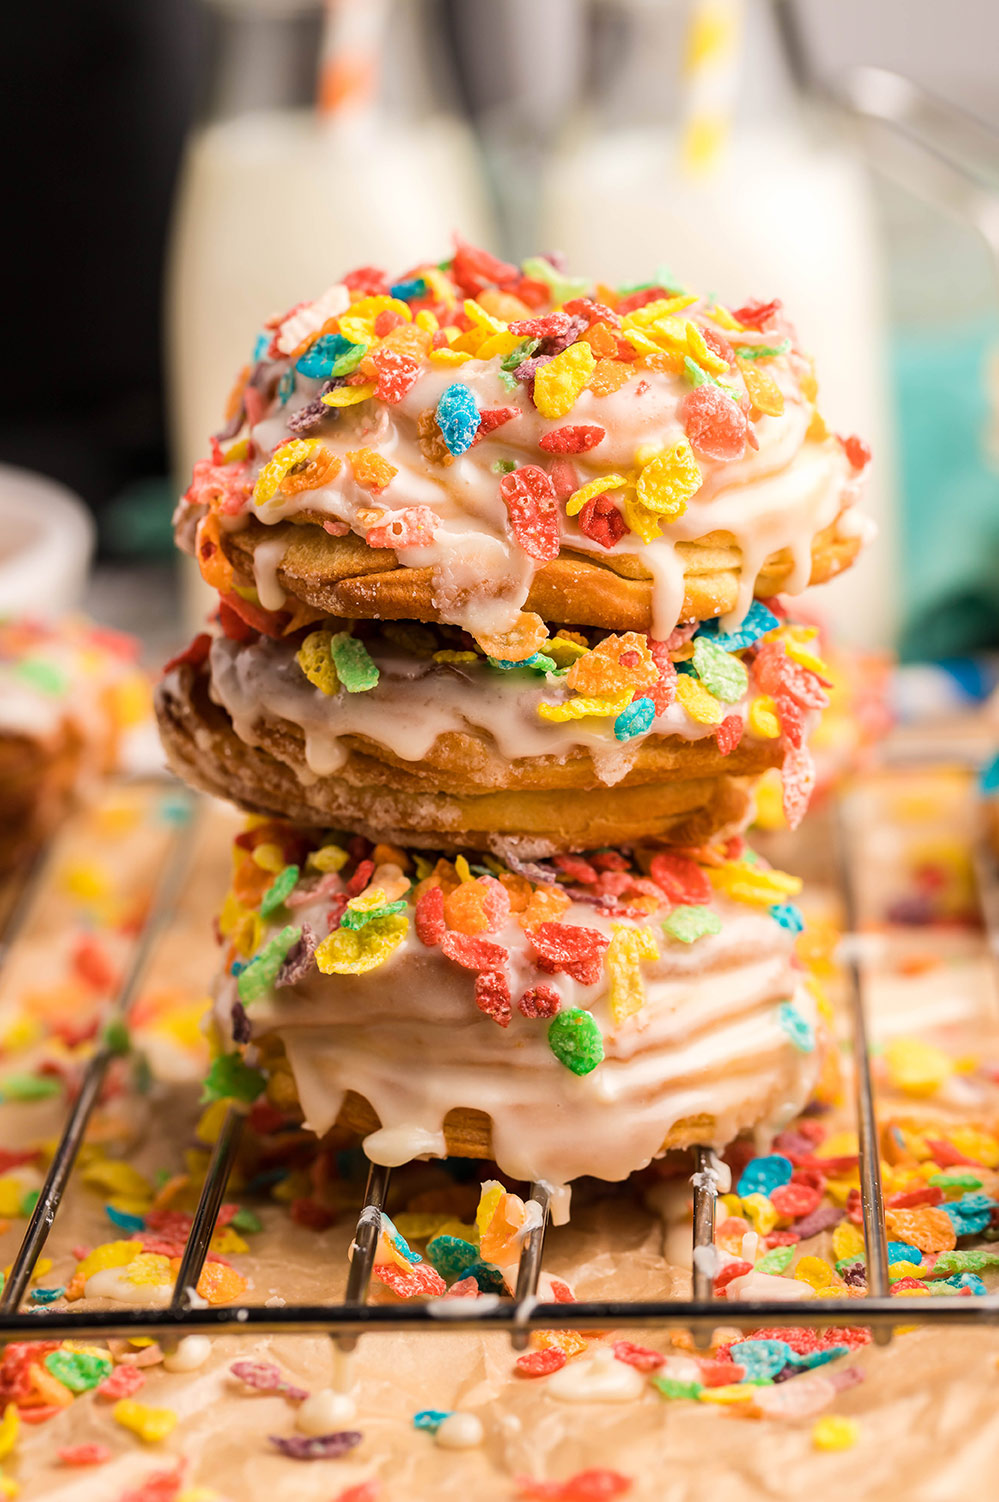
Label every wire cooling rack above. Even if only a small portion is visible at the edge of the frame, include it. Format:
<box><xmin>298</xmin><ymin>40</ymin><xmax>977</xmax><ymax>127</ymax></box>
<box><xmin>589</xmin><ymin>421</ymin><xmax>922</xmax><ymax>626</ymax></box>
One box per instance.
<box><xmin>0</xmin><ymin>768</ymin><xmax>997</xmax><ymax>1351</ymax></box>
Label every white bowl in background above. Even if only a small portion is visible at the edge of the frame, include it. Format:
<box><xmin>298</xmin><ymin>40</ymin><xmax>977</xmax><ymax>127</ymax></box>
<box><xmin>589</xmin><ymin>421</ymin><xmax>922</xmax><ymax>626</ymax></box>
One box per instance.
<box><xmin>0</xmin><ymin>465</ymin><xmax>95</xmax><ymax>616</ymax></box>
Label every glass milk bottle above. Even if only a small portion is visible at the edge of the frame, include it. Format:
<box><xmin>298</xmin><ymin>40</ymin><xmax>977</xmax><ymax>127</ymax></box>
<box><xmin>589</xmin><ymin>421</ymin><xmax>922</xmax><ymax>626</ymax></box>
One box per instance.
<box><xmin>537</xmin><ymin>0</ymin><xmax>897</xmax><ymax>649</ymax></box>
<box><xmin>166</xmin><ymin>0</ymin><xmax>496</xmax><ymax>510</ymax></box>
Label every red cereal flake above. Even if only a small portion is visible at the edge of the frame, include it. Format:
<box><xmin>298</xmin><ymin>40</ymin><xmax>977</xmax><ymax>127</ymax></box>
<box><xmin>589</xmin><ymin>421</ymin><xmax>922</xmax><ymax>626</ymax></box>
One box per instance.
<box><xmin>508</xmin><ymin>311</ymin><xmax>575</xmax><ymax>340</ymax></box>
<box><xmin>518</xmin><ymin>985</ymin><xmax>562</xmax><ymax>1020</ymax></box>
<box><xmin>553</xmin><ymin>853</ymin><xmax>599</xmax><ymax>884</ymax></box>
<box><xmin>577</xmin><ymin>493</ymin><xmax>629</xmax><ymax>549</ymax></box>
<box><xmin>344</xmin><ymin>265</ymin><xmax>388</xmax><ymax>295</ymax></box>
<box><xmin>346</xmin><ymin>859</ymin><xmax>375</xmax><ymax>897</ymax></box>
<box><xmin>840</xmin><ymin>434</ymin><xmax>871</xmax><ymax>470</ymax></box>
<box><xmin>612</xmin><ymin>1341</ymin><xmax>665</xmax><ymax>1373</ymax></box>
<box><xmin>530</xmin><ymin>923</ymin><xmax>610</xmax><ymax>986</ymax></box>
<box><xmin>335</xmin><ymin>1484</ymin><xmax>381</xmax><ymax>1502</ymax></box>
<box><xmin>645</xmin><ymin>639</ymin><xmax>678</xmax><ymax>714</ymax></box>
<box><xmin>549</xmin><ymin>1278</ymin><xmax>576</xmax><ymax>1303</ymax></box>
<box><xmin>678</xmin><ymin>385</ymin><xmax>748</xmax><ymax>462</ymax></box>
<box><xmin>450</xmin><ymin>240</ymin><xmax>518</xmax><ymax>297</ymax></box>
<box><xmin>219</xmin><ymin>589</ymin><xmax>287</xmax><ymax>639</ymax></box>
<box><xmin>730</xmin><ymin>298</ymin><xmax>782</xmax><ymax>331</ymax></box>
<box><xmin>218</xmin><ymin>599</ymin><xmax>258</xmax><ymax>643</ymax></box>
<box><xmin>617</xmin><ymin>286</ymin><xmax>671</xmax><ymax>315</ymax></box>
<box><xmin>97</xmin><ymin>1363</ymin><xmax>146</xmax><ymax>1401</ymax></box>
<box><xmin>753</xmin><ymin>640</ymin><xmax>830</xmax><ymax>708</ymax></box>
<box><xmin>162</xmin><ymin>633</ymin><xmax>211</xmax><ymax>675</ymax></box>
<box><xmin>774</xmin><ymin>689</ymin><xmax>805</xmax><ymax>749</ymax></box>
<box><xmin>515</xmin><ymin>1347</ymin><xmax>568</xmax><ymax>1378</ymax></box>
<box><xmin>415</xmin><ymin>885</ymin><xmax>446</xmax><ymax>947</ymax></box>
<box><xmin>714</xmin><ymin>1259</ymin><xmax>753</xmax><ymax>1292</ymax></box>
<box><xmin>369</xmin><ymin>347</ymin><xmax>421</xmax><ymax>403</ymax></box>
<box><xmin>516</xmin><ymin>1469</ymin><xmax>633</xmax><ymax>1500</ymax></box>
<box><xmin>538</xmin><ymin>425</ymin><xmax>606</xmax><ymax>454</ymax></box>
<box><xmin>925</xmin><ymin>1138</ymin><xmax>984</xmax><ymax>1168</ymax></box>
<box><xmin>770</xmin><ymin>1182</ymin><xmax>822</xmax><ymax>1219</ymax></box>
<box><xmin>700</xmin><ymin>326</ymin><xmax>736</xmax><ymax>367</ymax></box>
<box><xmin>887</xmin><ymin>1186</ymin><xmax>944</xmax><ymax>1210</ymax></box>
<box><xmin>590</xmin><ymin>852</ymin><xmax>629</xmax><ymax>872</ymax></box>
<box><xmin>365</xmin><ymin>504</ymin><xmax>438</xmax><ymax>550</ymax></box>
<box><xmin>475</xmin><ymin>969</ymin><xmax>513</xmax><ymax>1027</ymax></box>
<box><xmin>71</xmin><ymin>934</ymin><xmax>117</xmax><ymax>993</ymax></box>
<box><xmin>290</xmin><ymin>1197</ymin><xmax>337</xmax><ymax>1230</ymax></box>
<box><xmin>373</xmin><ymin>309</ymin><xmax>405</xmax><ymax>337</ymax></box>
<box><xmin>499</xmin><ymin>465</ymin><xmax>560</xmax><ymax>563</ymax></box>
<box><xmin>58</xmin><ymin>1444</ymin><xmax>111</xmax><ymax>1466</ymax></box>
<box><xmin>648</xmin><ymin>852</ymin><xmax>712</xmax><ymax>906</ymax></box>
<box><xmin>782</xmin><ymin>743</ymin><xmax>815</xmax><ymax>830</ymax></box>
<box><xmin>440</xmin><ymin>931</ymin><xmax>510</xmax><ymax>972</ymax></box>
<box><xmin>473</xmin><ymin>407</ymin><xmax>519</xmax><ymax>442</ymax></box>
<box><xmin>373</xmin><ymin>1260</ymin><xmax>447</xmax><ymax>1299</ymax></box>
<box><xmin>117</xmin><ymin>1466</ymin><xmax>186</xmax><ymax>1502</ymax></box>
<box><xmin>698</xmin><ymin>1358</ymin><xmax>746</xmax><ymax>1387</ymax></box>
<box><xmin>562</xmin><ymin>298</ymin><xmax>620</xmax><ymax>330</ymax></box>
<box><xmin>715</xmin><ymin>715</ymin><xmax>744</xmax><ymax>756</ymax></box>
<box><xmin>765</xmin><ymin>1230</ymin><xmax>801</xmax><ymax>1248</ymax></box>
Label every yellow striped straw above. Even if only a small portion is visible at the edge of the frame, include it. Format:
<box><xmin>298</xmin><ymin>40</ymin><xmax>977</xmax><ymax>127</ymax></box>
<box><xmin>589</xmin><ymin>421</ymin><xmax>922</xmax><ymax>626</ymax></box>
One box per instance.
<box><xmin>679</xmin><ymin>0</ymin><xmax>745</xmax><ymax>175</ymax></box>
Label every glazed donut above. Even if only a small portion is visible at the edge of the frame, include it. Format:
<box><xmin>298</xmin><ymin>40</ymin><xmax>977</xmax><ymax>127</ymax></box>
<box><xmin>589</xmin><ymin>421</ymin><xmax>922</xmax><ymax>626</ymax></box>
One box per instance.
<box><xmin>213</xmin><ymin>820</ymin><xmax>821</xmax><ymax>1187</ymax></box>
<box><xmin>157</xmin><ymin>661</ymin><xmax>759</xmax><ymax>856</ymax></box>
<box><xmin>176</xmin><ymin>254</ymin><xmax>872</xmax><ymax>656</ymax></box>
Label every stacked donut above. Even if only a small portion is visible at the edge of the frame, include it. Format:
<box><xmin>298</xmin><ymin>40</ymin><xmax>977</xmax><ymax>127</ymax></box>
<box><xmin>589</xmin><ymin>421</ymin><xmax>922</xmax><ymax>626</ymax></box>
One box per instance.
<box><xmin>157</xmin><ymin>243</ymin><xmax>871</xmax><ymax>1191</ymax></box>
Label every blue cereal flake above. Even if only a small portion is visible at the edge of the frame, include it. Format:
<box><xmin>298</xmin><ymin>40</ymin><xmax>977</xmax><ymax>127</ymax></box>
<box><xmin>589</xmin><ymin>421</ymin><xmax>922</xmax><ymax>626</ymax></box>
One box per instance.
<box><xmin>381</xmin><ymin>1213</ymin><xmax>421</xmax><ymax>1265</ymax></box>
<box><xmin>436</xmin><ymin>383</ymin><xmax>480</xmax><ymax>455</ymax></box>
<box><xmin>769</xmin><ymin>901</ymin><xmax>804</xmax><ymax>933</ymax></box>
<box><xmin>105</xmin><ymin>1204</ymin><xmax>146</xmax><ymax>1234</ymax></box>
<box><xmin>614</xmin><ymin>697</ymin><xmax>656</xmax><ymax>741</ymax></box>
<box><xmin>777</xmin><ymin>1001</ymin><xmax>815</xmax><ymax>1054</ymax></box>
<box><xmin>29</xmin><ymin>1286</ymin><xmax>66</xmax><ymax>1305</ymax></box>
<box><xmin>413</xmin><ymin>1410</ymin><xmax>451</xmax><ymax>1433</ymax></box>
<box><xmin>390</xmin><ymin>277</ymin><xmax>428</xmax><ymax>301</ymax></box>
<box><xmin>729</xmin><ymin>1339</ymin><xmax>792</xmax><ymax>1381</ymax></box>
<box><xmin>425</xmin><ymin>1235</ymin><xmax>480</xmax><ymax>1281</ymax></box>
<box><xmin>252</xmin><ymin>331</ymin><xmax>270</xmax><ymax>362</ymax></box>
<box><xmin>887</xmin><ymin>1241</ymin><xmax>922</xmax><ymax>1266</ymax></box>
<box><xmin>942</xmin><ymin>1192</ymin><xmax>994</xmax><ymax>1237</ymax></box>
<box><xmin>736</xmin><ymin>1154</ymin><xmax>793</xmax><ymax>1199</ymax></box>
<box><xmin>465</xmin><ymin>1260</ymin><xmax>507</xmax><ymax>1294</ymax></box>
<box><xmin>487</xmin><ymin>653</ymin><xmax>557</xmax><ymax>673</ymax></box>
<box><xmin>696</xmin><ymin>600</ymin><xmax>780</xmax><ymax>652</ymax></box>
<box><xmin>277</xmin><ymin>368</ymin><xmax>296</xmax><ymax>406</ymax></box>
<box><xmin>981</xmin><ymin>753</ymin><xmax>999</xmax><ymax>795</ymax></box>
<box><xmin>933</xmin><ymin>1272</ymin><xmax>987</xmax><ymax>1296</ymax></box>
<box><xmin>295</xmin><ymin>332</ymin><xmax>355</xmax><ymax>380</ymax></box>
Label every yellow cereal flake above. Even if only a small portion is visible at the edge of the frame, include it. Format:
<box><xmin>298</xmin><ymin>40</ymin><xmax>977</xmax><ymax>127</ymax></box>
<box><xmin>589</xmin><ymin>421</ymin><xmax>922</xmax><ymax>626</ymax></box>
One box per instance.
<box><xmin>307</xmin><ymin>842</ymin><xmax>349</xmax><ymax>873</ymax></box>
<box><xmin>884</xmin><ymin>1037</ymin><xmax>954</xmax><ymax>1097</ymax></box>
<box><xmin>537</xmin><ymin>692</ymin><xmax>631</xmax><ymax>724</ymax></box>
<box><xmin>812</xmin><ymin>1415</ymin><xmax>859</xmax><ymax>1452</ymax></box>
<box><xmin>620</xmin><ymin>495</ymin><xmax>664</xmax><ymax>543</ymax></box>
<box><xmin>113</xmin><ymin>1399</ymin><xmax>178</xmax><ymax>1444</ymax></box>
<box><xmin>252</xmin><ymin>439</ymin><xmax>319</xmax><ymax>506</ymax></box>
<box><xmin>707</xmin><ymin>860</ymin><xmax>802</xmax><ymax>905</ymax></box>
<box><xmin>321</xmin><ymin>382</ymin><xmax>376</xmax><ymax>407</ymax></box>
<box><xmin>675</xmin><ymin>673</ymin><xmax>724</xmax><ymax>725</ymax></box>
<box><xmin>565</xmin><ymin>473</ymin><xmax>630</xmax><ymax>518</ymax></box>
<box><xmin>635</xmin><ymin>440</ymin><xmax>702</xmax><ymax>518</ymax></box>
<box><xmin>315</xmin><ymin>913</ymin><xmax>409</xmax><ymax>975</ymax></box>
<box><xmin>0</xmin><ymin>1407</ymin><xmax>17</xmax><ymax>1463</ymax></box>
<box><xmin>607</xmin><ymin>924</ymin><xmax>659</xmax><ymax>1024</ymax></box>
<box><xmin>533</xmin><ymin>342</ymin><xmax>597</xmax><ymax>420</ymax></box>
<box><xmin>295</xmin><ymin>631</ymin><xmax>339</xmax><ymax>695</ymax></box>
<box><xmin>740</xmin><ymin>359</ymin><xmax>785</xmax><ymax>416</ymax></box>
<box><xmin>748</xmin><ymin>695</ymin><xmax>780</xmax><ymax>738</ymax></box>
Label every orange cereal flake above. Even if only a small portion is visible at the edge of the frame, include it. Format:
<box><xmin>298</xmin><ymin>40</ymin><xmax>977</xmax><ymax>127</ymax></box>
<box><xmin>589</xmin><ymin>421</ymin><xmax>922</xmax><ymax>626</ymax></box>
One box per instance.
<box><xmin>885</xmin><ymin>1206</ymin><xmax>957</xmax><ymax>1253</ymax></box>
<box><xmin>348</xmin><ymin>447</ymin><xmax>398</xmax><ymax>494</ymax></box>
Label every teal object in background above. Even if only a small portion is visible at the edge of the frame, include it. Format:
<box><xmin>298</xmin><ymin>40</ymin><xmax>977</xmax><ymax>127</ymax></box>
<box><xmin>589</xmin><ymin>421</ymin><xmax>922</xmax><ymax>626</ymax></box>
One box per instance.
<box><xmin>894</xmin><ymin>315</ymin><xmax>999</xmax><ymax>661</ymax></box>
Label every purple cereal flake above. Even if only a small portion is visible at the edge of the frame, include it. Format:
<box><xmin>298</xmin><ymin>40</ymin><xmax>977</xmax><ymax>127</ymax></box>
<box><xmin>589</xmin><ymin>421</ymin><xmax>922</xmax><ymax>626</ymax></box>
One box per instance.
<box><xmin>275</xmin><ymin>924</ymin><xmax>317</xmax><ymax>988</ymax></box>
<box><xmin>213</xmin><ymin>404</ymin><xmax>245</xmax><ymax>444</ymax></box>
<box><xmin>544</xmin><ymin>314</ymin><xmax>589</xmax><ymax>357</ymax></box>
<box><xmin>842</xmin><ymin>1264</ymin><xmax>868</xmax><ymax>1289</ymax></box>
<box><xmin>792</xmin><ymin>1205</ymin><xmax>844</xmax><ymax>1239</ymax></box>
<box><xmin>269</xmin><ymin>1431</ymin><xmax>362</xmax><ymax>1461</ymax></box>
<box><xmin>503</xmin><ymin>855</ymin><xmax>559</xmax><ymax>886</ymax></box>
<box><xmin>772</xmin><ymin>1130</ymin><xmax>814</xmax><ymax>1157</ymax></box>
<box><xmin>287</xmin><ymin>381</ymin><xmax>341</xmax><ymax>436</ymax></box>
<box><xmin>230</xmin><ymin>1000</ymin><xmax>252</xmax><ymax>1046</ymax></box>
<box><xmin>230</xmin><ymin>1359</ymin><xmax>308</xmax><ymax>1401</ymax></box>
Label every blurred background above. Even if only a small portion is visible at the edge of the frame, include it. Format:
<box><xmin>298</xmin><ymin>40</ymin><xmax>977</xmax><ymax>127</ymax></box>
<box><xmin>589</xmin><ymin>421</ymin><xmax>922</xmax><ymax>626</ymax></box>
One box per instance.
<box><xmin>2</xmin><ymin>0</ymin><xmax>998</xmax><ymax>682</ymax></box>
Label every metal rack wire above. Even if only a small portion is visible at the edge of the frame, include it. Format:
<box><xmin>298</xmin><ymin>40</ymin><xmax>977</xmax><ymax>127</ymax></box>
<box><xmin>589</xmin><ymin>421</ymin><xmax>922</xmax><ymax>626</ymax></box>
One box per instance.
<box><xmin>0</xmin><ymin>770</ymin><xmax>997</xmax><ymax>1350</ymax></box>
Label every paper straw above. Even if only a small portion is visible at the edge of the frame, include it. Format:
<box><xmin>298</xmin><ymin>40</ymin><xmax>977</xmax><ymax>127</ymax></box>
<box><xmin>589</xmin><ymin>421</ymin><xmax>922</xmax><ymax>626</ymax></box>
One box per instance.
<box><xmin>678</xmin><ymin>0</ymin><xmax>745</xmax><ymax>175</ymax></box>
<box><xmin>317</xmin><ymin>0</ymin><xmax>391</xmax><ymax>124</ymax></box>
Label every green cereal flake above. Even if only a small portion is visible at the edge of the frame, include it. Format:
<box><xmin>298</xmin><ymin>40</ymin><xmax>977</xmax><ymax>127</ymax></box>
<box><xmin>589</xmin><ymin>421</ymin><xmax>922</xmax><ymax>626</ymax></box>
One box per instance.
<box><xmin>928</xmin><ymin>1172</ymin><xmax>983</xmax><ymax>1192</ymax></box>
<box><xmin>202</xmin><ymin>1051</ymin><xmax>267</xmax><ymax>1105</ymax></box>
<box><xmin>931</xmin><ymin>1248</ymin><xmax>999</xmax><ymax>1277</ymax></box>
<box><xmin>329</xmin><ymin>340</ymin><xmax>369</xmax><ymax>376</ymax></box>
<box><xmin>662</xmin><ymin>906</ymin><xmax>722</xmax><ymax>945</ymax></box>
<box><xmin>330</xmin><ymin>632</ymin><xmax>380</xmax><ymax>693</ymax></box>
<box><xmin>340</xmin><ymin>899</ymin><xmax>407</xmax><ymax>931</ymax></box>
<box><xmin>260</xmin><ymin>864</ymin><xmax>300</xmax><ymax>917</ymax></box>
<box><xmin>0</xmin><ymin>1073</ymin><xmax>62</xmax><ymax>1102</ymax></box>
<box><xmin>692</xmin><ymin>636</ymin><xmax>749</xmax><ymax>704</ymax></box>
<box><xmin>16</xmin><ymin>658</ymin><xmax>69</xmax><ymax>695</ymax></box>
<box><xmin>231</xmin><ymin>1207</ymin><xmax>263</xmax><ymax>1234</ymax></box>
<box><xmin>45</xmin><ymin>1349</ymin><xmax>112</xmax><ymax>1392</ymax></box>
<box><xmin>102</xmin><ymin>1018</ymin><xmax>131</xmax><ymax>1055</ymax></box>
<box><xmin>237</xmin><ymin>925</ymin><xmax>301</xmax><ymax>1004</ymax></box>
<box><xmin>652</xmin><ymin>1376</ymin><xmax>703</xmax><ymax>1401</ymax></box>
<box><xmin>755</xmin><ymin>1245</ymin><xmax>794</xmax><ymax>1275</ymax></box>
<box><xmin>547</xmin><ymin>1008</ymin><xmax>604</xmax><ymax>1077</ymax></box>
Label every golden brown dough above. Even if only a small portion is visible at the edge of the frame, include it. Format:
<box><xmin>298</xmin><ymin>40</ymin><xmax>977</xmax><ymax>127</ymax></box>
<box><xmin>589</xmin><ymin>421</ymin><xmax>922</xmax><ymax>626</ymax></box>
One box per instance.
<box><xmin>220</xmin><ymin>515</ymin><xmax>861</xmax><ymax>635</ymax></box>
<box><xmin>157</xmin><ymin>664</ymin><xmax>759</xmax><ymax>856</ymax></box>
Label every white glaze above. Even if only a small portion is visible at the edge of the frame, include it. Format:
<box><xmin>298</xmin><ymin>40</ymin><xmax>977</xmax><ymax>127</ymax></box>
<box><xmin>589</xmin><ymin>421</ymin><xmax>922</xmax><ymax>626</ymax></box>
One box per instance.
<box><xmin>296</xmin><ymin>1388</ymin><xmax>358</xmax><ymax>1434</ymax></box>
<box><xmin>217</xmin><ymin>891</ymin><xmax>818</xmax><ymax>1186</ymax></box>
<box><xmin>207</xmin><ymin>632</ymin><xmax>755</xmax><ymax>787</ymax></box>
<box><xmin>434</xmin><ymin>1412</ymin><xmax>485</xmax><ymax>1448</ymax></box>
<box><xmin>204</xmin><ymin>307</ymin><xmax>866</xmax><ymax>643</ymax></box>
<box><xmin>547</xmin><ymin>1348</ymin><xmax>645</xmax><ymax>1404</ymax></box>
<box><xmin>164</xmin><ymin>1335</ymin><xmax>213</xmax><ymax>1372</ymax></box>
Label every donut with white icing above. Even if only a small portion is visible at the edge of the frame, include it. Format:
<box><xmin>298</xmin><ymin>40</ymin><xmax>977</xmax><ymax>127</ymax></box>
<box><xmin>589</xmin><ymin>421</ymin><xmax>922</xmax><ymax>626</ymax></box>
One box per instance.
<box><xmin>176</xmin><ymin>251</ymin><xmax>872</xmax><ymax>658</ymax></box>
<box><xmin>156</xmin><ymin>601</ymin><xmax>827</xmax><ymax>854</ymax></box>
<box><xmin>213</xmin><ymin>821</ymin><xmax>821</xmax><ymax>1187</ymax></box>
